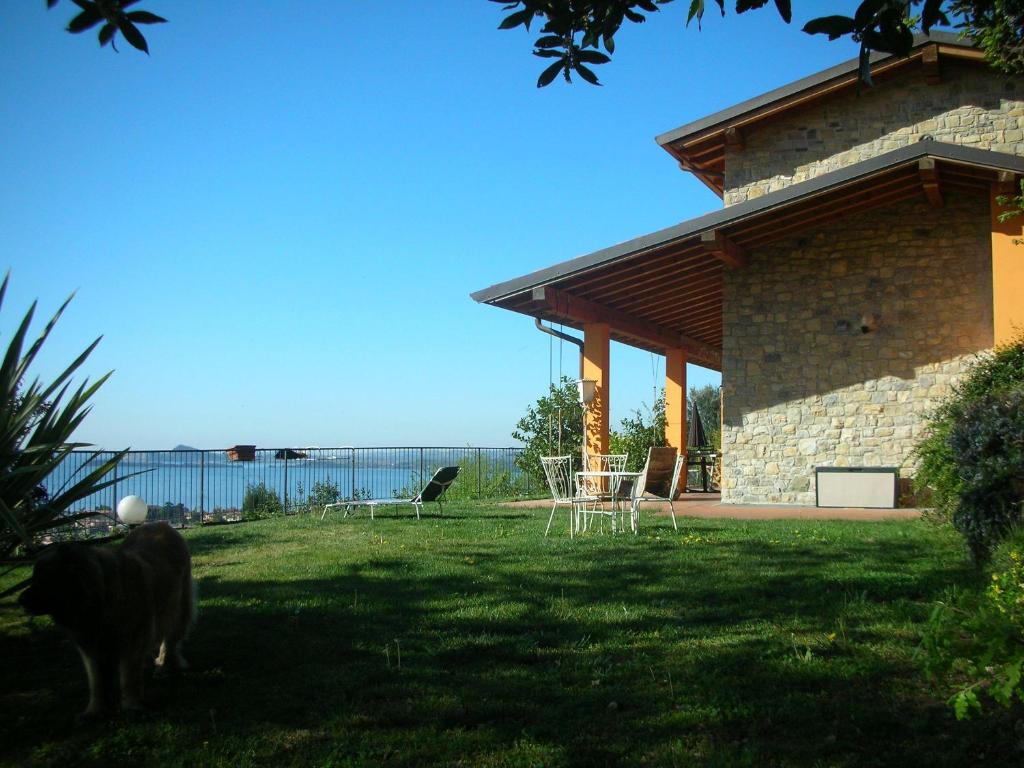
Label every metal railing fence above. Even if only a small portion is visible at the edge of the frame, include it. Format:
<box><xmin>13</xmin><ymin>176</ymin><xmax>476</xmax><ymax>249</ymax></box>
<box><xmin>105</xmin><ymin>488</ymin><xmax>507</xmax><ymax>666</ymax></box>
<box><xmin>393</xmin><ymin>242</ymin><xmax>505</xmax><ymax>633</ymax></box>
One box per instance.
<box><xmin>44</xmin><ymin>446</ymin><xmax>531</xmax><ymax>531</ymax></box>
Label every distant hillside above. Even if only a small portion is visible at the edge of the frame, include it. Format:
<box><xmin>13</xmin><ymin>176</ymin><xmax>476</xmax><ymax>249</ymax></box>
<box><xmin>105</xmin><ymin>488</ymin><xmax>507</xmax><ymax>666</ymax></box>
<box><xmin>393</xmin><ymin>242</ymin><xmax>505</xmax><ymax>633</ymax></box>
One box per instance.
<box><xmin>172</xmin><ymin>444</ymin><xmax>198</xmax><ymax>451</ymax></box>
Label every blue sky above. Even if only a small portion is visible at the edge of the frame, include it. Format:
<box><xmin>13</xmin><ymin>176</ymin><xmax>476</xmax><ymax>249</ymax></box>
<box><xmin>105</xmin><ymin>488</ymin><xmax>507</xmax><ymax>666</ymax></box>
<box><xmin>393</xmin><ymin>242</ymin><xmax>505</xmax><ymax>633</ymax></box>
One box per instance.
<box><xmin>1</xmin><ymin>1</ymin><xmax>866</xmax><ymax>450</ymax></box>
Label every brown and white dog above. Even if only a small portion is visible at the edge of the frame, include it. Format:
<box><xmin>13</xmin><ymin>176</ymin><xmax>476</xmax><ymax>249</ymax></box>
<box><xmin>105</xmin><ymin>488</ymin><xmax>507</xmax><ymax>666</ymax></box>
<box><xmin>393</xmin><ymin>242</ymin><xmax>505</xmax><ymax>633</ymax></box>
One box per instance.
<box><xmin>18</xmin><ymin>521</ymin><xmax>194</xmax><ymax>718</ymax></box>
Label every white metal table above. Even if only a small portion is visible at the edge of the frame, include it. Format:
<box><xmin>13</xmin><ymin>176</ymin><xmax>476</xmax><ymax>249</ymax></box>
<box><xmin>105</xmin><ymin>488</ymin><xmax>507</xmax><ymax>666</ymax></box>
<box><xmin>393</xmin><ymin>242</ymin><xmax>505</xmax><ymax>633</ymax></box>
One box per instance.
<box><xmin>575</xmin><ymin>470</ymin><xmax>641</xmax><ymax>534</ymax></box>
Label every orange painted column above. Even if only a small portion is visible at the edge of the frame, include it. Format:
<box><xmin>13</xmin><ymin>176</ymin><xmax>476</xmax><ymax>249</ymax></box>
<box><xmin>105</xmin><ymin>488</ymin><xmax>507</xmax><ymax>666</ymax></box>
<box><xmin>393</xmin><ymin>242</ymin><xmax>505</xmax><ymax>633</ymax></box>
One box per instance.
<box><xmin>664</xmin><ymin>348</ymin><xmax>688</xmax><ymax>452</ymax></box>
<box><xmin>992</xmin><ymin>181</ymin><xmax>1024</xmax><ymax>345</ymax></box>
<box><xmin>582</xmin><ymin>323</ymin><xmax>610</xmax><ymax>465</ymax></box>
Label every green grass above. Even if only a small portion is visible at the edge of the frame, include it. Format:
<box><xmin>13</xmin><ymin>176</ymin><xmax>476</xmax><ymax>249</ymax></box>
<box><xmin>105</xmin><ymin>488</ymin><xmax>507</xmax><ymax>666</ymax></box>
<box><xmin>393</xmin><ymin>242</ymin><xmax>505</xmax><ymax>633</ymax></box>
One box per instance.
<box><xmin>1</xmin><ymin>506</ymin><xmax>1019</xmax><ymax>767</ymax></box>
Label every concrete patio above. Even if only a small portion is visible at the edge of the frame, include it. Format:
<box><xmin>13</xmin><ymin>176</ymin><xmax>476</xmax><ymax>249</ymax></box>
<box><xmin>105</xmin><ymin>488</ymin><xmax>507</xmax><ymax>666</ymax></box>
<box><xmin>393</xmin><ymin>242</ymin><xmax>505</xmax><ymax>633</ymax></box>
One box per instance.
<box><xmin>508</xmin><ymin>491</ymin><xmax>922</xmax><ymax>521</ymax></box>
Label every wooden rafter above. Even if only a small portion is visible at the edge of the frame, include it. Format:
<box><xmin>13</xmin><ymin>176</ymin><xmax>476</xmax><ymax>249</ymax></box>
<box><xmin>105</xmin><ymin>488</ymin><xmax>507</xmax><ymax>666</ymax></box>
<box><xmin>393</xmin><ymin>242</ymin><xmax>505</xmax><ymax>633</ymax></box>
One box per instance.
<box><xmin>725</xmin><ymin>126</ymin><xmax>745</xmax><ymax>151</ymax></box>
<box><xmin>922</xmin><ymin>45</ymin><xmax>942</xmax><ymax>84</ymax></box>
<box><xmin>591</xmin><ymin>261</ymin><xmax>720</xmax><ymax>306</ymax></box>
<box><xmin>529</xmin><ymin>286</ymin><xmax>721</xmax><ymax>370</ymax></box>
<box><xmin>918</xmin><ymin>158</ymin><xmax>944</xmax><ymax>207</ymax></box>
<box><xmin>699</xmin><ymin>230</ymin><xmax>747</xmax><ymax>268</ymax></box>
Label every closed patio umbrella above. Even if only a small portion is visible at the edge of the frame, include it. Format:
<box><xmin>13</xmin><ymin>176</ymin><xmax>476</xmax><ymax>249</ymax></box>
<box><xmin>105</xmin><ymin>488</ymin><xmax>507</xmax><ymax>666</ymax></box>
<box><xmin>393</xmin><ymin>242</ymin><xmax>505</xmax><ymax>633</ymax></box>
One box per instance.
<box><xmin>687</xmin><ymin>400</ymin><xmax>708</xmax><ymax>449</ymax></box>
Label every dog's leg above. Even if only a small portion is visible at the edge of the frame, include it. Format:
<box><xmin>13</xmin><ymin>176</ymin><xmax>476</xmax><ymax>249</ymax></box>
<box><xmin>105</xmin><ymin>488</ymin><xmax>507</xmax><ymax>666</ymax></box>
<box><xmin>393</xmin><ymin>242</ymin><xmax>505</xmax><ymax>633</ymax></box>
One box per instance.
<box><xmin>155</xmin><ymin>578</ymin><xmax>193</xmax><ymax>672</ymax></box>
<box><xmin>119</xmin><ymin>654</ymin><xmax>148</xmax><ymax>712</ymax></box>
<box><xmin>78</xmin><ymin>648</ymin><xmax>119</xmax><ymax>720</ymax></box>
<box><xmin>78</xmin><ymin>648</ymin><xmax>103</xmax><ymax>718</ymax></box>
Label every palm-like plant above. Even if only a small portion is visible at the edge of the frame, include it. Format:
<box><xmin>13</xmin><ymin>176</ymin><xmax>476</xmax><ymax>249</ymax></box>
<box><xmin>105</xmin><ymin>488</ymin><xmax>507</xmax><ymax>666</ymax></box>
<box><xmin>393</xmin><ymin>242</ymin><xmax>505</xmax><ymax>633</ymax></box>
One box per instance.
<box><xmin>0</xmin><ymin>275</ymin><xmax>125</xmax><ymax>571</ymax></box>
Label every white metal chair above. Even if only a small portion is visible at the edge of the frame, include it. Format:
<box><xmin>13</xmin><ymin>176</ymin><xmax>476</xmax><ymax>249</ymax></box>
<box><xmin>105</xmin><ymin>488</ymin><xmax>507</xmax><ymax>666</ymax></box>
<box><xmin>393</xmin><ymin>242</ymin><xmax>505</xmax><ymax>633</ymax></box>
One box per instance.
<box><xmin>629</xmin><ymin>447</ymin><xmax>685</xmax><ymax>532</ymax></box>
<box><xmin>540</xmin><ymin>456</ymin><xmax>598</xmax><ymax>537</ymax></box>
<box><xmin>578</xmin><ymin>453</ymin><xmax>628</xmax><ymax>532</ymax></box>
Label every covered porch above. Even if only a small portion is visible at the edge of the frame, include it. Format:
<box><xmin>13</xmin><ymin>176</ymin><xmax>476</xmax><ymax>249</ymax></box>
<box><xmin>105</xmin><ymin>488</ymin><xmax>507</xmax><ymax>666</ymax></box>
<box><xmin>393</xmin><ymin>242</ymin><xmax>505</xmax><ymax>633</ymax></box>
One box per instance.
<box><xmin>473</xmin><ymin>143</ymin><xmax>1024</xmax><ymax>499</ymax></box>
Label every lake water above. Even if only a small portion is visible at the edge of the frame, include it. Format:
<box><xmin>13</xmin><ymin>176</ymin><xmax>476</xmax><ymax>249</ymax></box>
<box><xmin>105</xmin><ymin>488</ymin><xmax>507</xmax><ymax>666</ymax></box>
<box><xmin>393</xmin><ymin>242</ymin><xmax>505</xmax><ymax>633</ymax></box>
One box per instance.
<box><xmin>47</xmin><ymin>447</ymin><xmax>527</xmax><ymax>519</ymax></box>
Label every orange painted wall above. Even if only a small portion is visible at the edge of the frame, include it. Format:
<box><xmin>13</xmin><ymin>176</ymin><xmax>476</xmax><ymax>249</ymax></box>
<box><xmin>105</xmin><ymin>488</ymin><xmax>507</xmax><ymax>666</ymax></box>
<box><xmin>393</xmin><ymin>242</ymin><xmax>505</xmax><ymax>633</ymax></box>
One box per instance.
<box><xmin>665</xmin><ymin>349</ymin><xmax>688</xmax><ymax>451</ymax></box>
<box><xmin>583</xmin><ymin>323</ymin><xmax>610</xmax><ymax>461</ymax></box>
<box><xmin>992</xmin><ymin>183</ymin><xmax>1024</xmax><ymax>345</ymax></box>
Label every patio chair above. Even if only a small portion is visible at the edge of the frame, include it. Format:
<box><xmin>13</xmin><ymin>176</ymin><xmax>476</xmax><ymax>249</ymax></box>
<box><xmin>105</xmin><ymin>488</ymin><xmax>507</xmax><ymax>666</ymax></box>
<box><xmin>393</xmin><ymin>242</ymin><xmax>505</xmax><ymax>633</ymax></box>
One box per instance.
<box><xmin>578</xmin><ymin>453</ymin><xmax>628</xmax><ymax>532</ymax></box>
<box><xmin>320</xmin><ymin>466</ymin><xmax>460</xmax><ymax>521</ymax></box>
<box><xmin>540</xmin><ymin>456</ymin><xmax>598</xmax><ymax>537</ymax></box>
<box><xmin>629</xmin><ymin>447</ymin><xmax>684</xmax><ymax>532</ymax></box>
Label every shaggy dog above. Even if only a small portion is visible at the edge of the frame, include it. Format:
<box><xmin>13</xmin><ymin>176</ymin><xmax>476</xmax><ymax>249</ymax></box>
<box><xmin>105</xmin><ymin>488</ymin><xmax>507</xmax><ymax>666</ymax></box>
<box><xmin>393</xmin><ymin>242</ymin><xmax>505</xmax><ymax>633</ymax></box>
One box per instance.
<box><xmin>18</xmin><ymin>521</ymin><xmax>194</xmax><ymax>718</ymax></box>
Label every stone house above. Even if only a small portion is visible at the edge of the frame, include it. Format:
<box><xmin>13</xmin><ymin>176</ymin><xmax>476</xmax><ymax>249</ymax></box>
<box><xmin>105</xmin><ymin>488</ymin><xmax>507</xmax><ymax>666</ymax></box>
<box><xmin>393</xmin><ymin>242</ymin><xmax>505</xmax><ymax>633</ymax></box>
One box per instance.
<box><xmin>473</xmin><ymin>33</ymin><xmax>1024</xmax><ymax>506</ymax></box>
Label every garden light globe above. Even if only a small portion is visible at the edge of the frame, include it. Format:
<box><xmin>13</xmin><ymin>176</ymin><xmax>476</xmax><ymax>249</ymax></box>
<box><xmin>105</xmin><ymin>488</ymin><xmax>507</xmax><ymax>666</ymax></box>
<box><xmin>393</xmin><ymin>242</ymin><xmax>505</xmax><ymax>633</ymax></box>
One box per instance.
<box><xmin>117</xmin><ymin>495</ymin><xmax>148</xmax><ymax>526</ymax></box>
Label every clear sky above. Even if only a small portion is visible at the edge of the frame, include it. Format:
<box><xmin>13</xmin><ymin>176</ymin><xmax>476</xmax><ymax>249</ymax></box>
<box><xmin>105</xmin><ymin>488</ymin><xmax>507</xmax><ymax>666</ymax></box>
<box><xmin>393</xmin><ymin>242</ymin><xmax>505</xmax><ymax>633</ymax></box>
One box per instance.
<box><xmin>0</xmin><ymin>1</ymin><xmax>867</xmax><ymax>450</ymax></box>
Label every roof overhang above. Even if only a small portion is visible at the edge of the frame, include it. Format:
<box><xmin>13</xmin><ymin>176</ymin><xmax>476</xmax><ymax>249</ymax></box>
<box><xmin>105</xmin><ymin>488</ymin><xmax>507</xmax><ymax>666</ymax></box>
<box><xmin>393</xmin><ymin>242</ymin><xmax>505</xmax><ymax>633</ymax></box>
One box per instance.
<box><xmin>656</xmin><ymin>33</ymin><xmax>985</xmax><ymax>197</ymax></box>
<box><xmin>472</xmin><ymin>143</ymin><xmax>1024</xmax><ymax>372</ymax></box>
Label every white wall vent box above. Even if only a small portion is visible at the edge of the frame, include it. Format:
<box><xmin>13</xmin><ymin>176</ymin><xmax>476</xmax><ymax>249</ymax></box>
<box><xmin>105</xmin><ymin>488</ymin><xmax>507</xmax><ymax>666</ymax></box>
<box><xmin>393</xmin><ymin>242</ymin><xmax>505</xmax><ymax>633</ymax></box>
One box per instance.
<box><xmin>815</xmin><ymin>467</ymin><xmax>898</xmax><ymax>509</ymax></box>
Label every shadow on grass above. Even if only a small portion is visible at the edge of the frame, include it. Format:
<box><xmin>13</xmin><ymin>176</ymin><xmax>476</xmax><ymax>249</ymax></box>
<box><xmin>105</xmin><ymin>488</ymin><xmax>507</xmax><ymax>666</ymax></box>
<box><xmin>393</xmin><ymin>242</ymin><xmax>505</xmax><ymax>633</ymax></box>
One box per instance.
<box><xmin>0</xmin><ymin>516</ymin><xmax>1017</xmax><ymax>767</ymax></box>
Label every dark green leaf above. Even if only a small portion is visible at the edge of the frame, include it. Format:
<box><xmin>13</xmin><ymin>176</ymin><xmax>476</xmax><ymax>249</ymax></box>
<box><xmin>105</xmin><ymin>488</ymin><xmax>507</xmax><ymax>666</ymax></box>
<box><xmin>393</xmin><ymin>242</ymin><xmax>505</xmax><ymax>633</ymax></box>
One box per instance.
<box><xmin>802</xmin><ymin>15</ymin><xmax>857</xmax><ymax>40</ymax></box>
<box><xmin>773</xmin><ymin>0</ymin><xmax>792</xmax><ymax>24</ymax></box>
<box><xmin>117</xmin><ymin>18</ymin><xmax>149</xmax><ymax>53</ymax></box>
<box><xmin>534</xmin><ymin>35</ymin><xmax>563</xmax><ymax>48</ymax></box>
<box><xmin>687</xmin><ymin>0</ymin><xmax>704</xmax><ymax>25</ymax></box>
<box><xmin>533</xmin><ymin>49</ymin><xmax>562</xmax><ymax>59</ymax></box>
<box><xmin>575</xmin><ymin>62</ymin><xmax>601</xmax><ymax>85</ymax></box>
<box><xmin>603</xmin><ymin>34</ymin><xmax>615</xmax><ymax>53</ymax></box>
<box><xmin>853</xmin><ymin>0</ymin><xmax>886</xmax><ymax>29</ymax></box>
<box><xmin>126</xmin><ymin>10</ymin><xmax>167</xmax><ymax>25</ymax></box>
<box><xmin>537</xmin><ymin>59</ymin><xmax>563</xmax><ymax>87</ymax></box>
<box><xmin>863</xmin><ymin>21</ymin><xmax>913</xmax><ymax>56</ymax></box>
<box><xmin>499</xmin><ymin>8</ymin><xmax>534</xmax><ymax>30</ymax></box>
<box><xmin>67</xmin><ymin>7</ymin><xmax>103</xmax><ymax>33</ymax></box>
<box><xmin>576</xmin><ymin>49</ymin><xmax>611</xmax><ymax>65</ymax></box>
<box><xmin>736</xmin><ymin>0</ymin><xmax>769</xmax><ymax>13</ymax></box>
<box><xmin>98</xmin><ymin>22</ymin><xmax>116</xmax><ymax>47</ymax></box>
<box><xmin>46</xmin><ymin>0</ymin><xmax>59</xmax><ymax>8</ymax></box>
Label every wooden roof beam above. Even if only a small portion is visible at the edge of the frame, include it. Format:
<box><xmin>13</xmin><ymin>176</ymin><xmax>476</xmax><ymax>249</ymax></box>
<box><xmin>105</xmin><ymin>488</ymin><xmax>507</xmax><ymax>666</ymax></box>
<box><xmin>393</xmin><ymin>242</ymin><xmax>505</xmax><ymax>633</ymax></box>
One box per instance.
<box><xmin>922</xmin><ymin>45</ymin><xmax>942</xmax><ymax>84</ymax></box>
<box><xmin>725</xmin><ymin>126</ymin><xmax>745</xmax><ymax>151</ymax></box>
<box><xmin>699</xmin><ymin>230</ymin><xmax>748</xmax><ymax>268</ymax></box>
<box><xmin>530</xmin><ymin>286</ymin><xmax>721</xmax><ymax>370</ymax></box>
<box><xmin>919</xmin><ymin>158</ymin><xmax>944</xmax><ymax>208</ymax></box>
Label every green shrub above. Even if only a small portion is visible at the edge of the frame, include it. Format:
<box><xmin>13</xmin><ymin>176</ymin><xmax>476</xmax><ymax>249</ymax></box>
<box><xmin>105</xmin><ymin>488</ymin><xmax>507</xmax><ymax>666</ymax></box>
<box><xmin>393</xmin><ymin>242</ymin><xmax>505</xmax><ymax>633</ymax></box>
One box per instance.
<box><xmin>921</xmin><ymin>528</ymin><xmax>1024</xmax><ymax>719</ymax></box>
<box><xmin>609</xmin><ymin>385</ymin><xmax>721</xmax><ymax>472</ymax></box>
<box><xmin>949</xmin><ymin>389</ymin><xmax>1024</xmax><ymax>562</ymax></box>
<box><xmin>512</xmin><ymin>377</ymin><xmax>584</xmax><ymax>484</ymax></box>
<box><xmin>242</xmin><ymin>482</ymin><xmax>283</xmax><ymax>520</ymax></box>
<box><xmin>914</xmin><ymin>335</ymin><xmax>1024</xmax><ymax>536</ymax></box>
<box><xmin>610</xmin><ymin>394</ymin><xmax>666</xmax><ymax>472</ymax></box>
<box><xmin>289</xmin><ymin>480</ymin><xmax>341</xmax><ymax>514</ymax></box>
<box><xmin>446</xmin><ymin>454</ymin><xmax>532</xmax><ymax>501</ymax></box>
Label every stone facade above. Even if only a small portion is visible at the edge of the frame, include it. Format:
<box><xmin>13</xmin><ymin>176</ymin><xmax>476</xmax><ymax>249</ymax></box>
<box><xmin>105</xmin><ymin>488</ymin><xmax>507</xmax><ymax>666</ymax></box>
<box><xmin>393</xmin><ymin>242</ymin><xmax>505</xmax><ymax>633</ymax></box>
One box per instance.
<box><xmin>724</xmin><ymin>61</ymin><xmax>1023</xmax><ymax>206</ymax></box>
<box><xmin>721</xmin><ymin>194</ymin><xmax>994</xmax><ymax>505</ymax></box>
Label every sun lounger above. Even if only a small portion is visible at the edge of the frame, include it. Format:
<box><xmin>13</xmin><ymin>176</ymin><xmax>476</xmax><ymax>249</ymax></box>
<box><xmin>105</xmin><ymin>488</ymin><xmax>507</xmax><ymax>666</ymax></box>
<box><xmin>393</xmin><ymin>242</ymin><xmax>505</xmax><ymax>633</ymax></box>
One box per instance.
<box><xmin>320</xmin><ymin>466</ymin><xmax>461</xmax><ymax>520</ymax></box>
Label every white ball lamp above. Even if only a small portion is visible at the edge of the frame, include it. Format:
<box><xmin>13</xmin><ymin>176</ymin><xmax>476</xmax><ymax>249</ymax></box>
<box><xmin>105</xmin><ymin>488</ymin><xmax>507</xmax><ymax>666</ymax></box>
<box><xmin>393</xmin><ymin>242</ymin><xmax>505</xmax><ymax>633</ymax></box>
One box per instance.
<box><xmin>117</xmin><ymin>495</ymin><xmax>148</xmax><ymax>527</ymax></box>
<box><xmin>577</xmin><ymin>379</ymin><xmax>597</xmax><ymax>406</ymax></box>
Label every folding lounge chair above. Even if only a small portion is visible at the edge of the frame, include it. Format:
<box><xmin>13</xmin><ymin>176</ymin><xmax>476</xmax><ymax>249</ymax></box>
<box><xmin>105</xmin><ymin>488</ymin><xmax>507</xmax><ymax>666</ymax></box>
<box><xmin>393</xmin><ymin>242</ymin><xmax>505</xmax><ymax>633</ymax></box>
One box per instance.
<box><xmin>320</xmin><ymin>466</ymin><xmax>461</xmax><ymax>520</ymax></box>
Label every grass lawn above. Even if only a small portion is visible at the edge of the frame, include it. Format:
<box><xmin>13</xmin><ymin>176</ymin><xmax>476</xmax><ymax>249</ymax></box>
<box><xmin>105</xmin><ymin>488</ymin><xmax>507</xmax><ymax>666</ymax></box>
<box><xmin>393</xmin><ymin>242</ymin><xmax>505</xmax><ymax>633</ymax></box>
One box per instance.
<box><xmin>0</xmin><ymin>505</ymin><xmax>1019</xmax><ymax>767</ymax></box>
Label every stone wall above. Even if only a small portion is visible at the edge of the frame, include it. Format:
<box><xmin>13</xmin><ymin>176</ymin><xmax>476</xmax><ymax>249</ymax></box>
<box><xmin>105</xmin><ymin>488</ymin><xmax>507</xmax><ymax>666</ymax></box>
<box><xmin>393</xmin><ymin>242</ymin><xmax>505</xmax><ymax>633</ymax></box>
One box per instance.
<box><xmin>724</xmin><ymin>61</ymin><xmax>1023</xmax><ymax>206</ymax></box>
<box><xmin>720</xmin><ymin>194</ymin><xmax>993</xmax><ymax>505</ymax></box>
